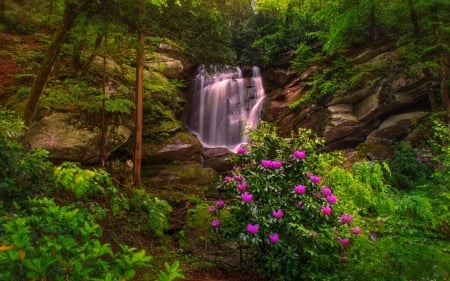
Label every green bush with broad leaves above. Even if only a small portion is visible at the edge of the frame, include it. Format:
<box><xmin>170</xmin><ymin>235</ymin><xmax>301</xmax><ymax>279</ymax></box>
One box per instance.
<box><xmin>210</xmin><ymin>122</ymin><xmax>362</xmax><ymax>280</ymax></box>
<box><xmin>0</xmin><ymin>107</ymin><xmax>184</xmax><ymax>281</ymax></box>
<box><xmin>0</xmin><ymin>107</ymin><xmax>54</xmax><ymax>209</ymax></box>
<box><xmin>209</xmin><ymin>121</ymin><xmax>449</xmax><ymax>280</ymax></box>
<box><xmin>0</xmin><ymin>197</ymin><xmax>152</xmax><ymax>281</ymax></box>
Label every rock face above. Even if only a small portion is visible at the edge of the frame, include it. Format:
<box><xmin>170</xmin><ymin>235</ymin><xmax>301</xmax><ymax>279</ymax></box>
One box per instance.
<box><xmin>265</xmin><ymin>48</ymin><xmax>433</xmax><ymax>151</ymax></box>
<box><xmin>26</xmin><ymin>112</ymin><xmax>131</xmax><ymax>163</ymax></box>
<box><xmin>146</xmin><ymin>53</ymin><xmax>184</xmax><ymax>79</ymax></box>
<box><xmin>142</xmin><ymin>132</ymin><xmax>202</xmax><ymax>164</ymax></box>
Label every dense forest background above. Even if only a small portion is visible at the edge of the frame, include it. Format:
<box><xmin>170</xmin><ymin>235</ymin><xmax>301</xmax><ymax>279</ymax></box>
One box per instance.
<box><xmin>0</xmin><ymin>0</ymin><xmax>449</xmax><ymax>280</ymax></box>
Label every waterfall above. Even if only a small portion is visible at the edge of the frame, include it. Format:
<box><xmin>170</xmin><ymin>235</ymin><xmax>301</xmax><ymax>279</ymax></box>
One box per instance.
<box><xmin>185</xmin><ymin>66</ymin><xmax>265</xmax><ymax>152</ymax></box>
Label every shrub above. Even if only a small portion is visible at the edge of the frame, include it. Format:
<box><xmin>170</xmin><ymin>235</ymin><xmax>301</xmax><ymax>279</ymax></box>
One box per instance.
<box><xmin>0</xmin><ymin>107</ymin><xmax>54</xmax><ymax>209</ymax></box>
<box><xmin>210</xmin><ymin>122</ymin><xmax>361</xmax><ymax>280</ymax></box>
<box><xmin>387</xmin><ymin>141</ymin><xmax>434</xmax><ymax>190</ymax></box>
<box><xmin>0</xmin><ymin>197</ymin><xmax>152</xmax><ymax>281</ymax></box>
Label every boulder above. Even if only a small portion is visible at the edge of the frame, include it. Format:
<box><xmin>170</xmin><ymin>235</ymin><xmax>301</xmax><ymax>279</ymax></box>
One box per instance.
<box><xmin>366</xmin><ymin>111</ymin><xmax>428</xmax><ymax>144</ymax></box>
<box><xmin>142</xmin><ymin>132</ymin><xmax>202</xmax><ymax>164</ymax></box>
<box><xmin>91</xmin><ymin>55</ymin><xmax>122</xmax><ymax>76</ymax></box>
<box><xmin>146</xmin><ymin>53</ymin><xmax>184</xmax><ymax>79</ymax></box>
<box><xmin>143</xmin><ymin>162</ymin><xmax>218</xmax><ymax>189</ymax></box>
<box><xmin>202</xmin><ymin>147</ymin><xmax>233</xmax><ymax>172</ymax></box>
<box><xmin>26</xmin><ymin>112</ymin><xmax>131</xmax><ymax>163</ymax></box>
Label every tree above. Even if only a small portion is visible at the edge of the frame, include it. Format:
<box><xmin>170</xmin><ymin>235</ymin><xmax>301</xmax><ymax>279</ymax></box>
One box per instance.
<box><xmin>121</xmin><ymin>0</ymin><xmax>168</xmax><ymax>186</ymax></box>
<box><xmin>24</xmin><ymin>0</ymin><xmax>90</xmax><ymax>123</ymax></box>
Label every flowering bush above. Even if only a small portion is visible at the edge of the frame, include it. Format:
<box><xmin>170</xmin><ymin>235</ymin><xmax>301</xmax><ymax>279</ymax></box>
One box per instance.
<box><xmin>208</xmin><ymin>123</ymin><xmax>360</xmax><ymax>280</ymax></box>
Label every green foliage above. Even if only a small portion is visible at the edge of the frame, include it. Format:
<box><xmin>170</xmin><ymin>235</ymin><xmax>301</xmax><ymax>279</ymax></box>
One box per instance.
<box><xmin>42</xmin><ymin>79</ymin><xmax>135</xmax><ymax>114</ymax></box>
<box><xmin>211</xmin><ymin>122</ymin><xmax>361</xmax><ymax>280</ymax></box>
<box><xmin>54</xmin><ymin>162</ymin><xmax>172</xmax><ymax>237</ymax></box>
<box><xmin>1</xmin><ymin>1</ymin><xmax>44</xmax><ymax>34</ymax></box>
<box><xmin>156</xmin><ymin>260</ymin><xmax>185</xmax><ymax>281</ymax></box>
<box><xmin>348</xmin><ymin>62</ymin><xmax>388</xmax><ymax>90</ymax></box>
<box><xmin>289</xmin><ymin>57</ymin><xmax>351</xmax><ymax>109</ymax></box>
<box><xmin>290</xmin><ymin>43</ymin><xmax>321</xmax><ymax>74</ymax></box>
<box><xmin>0</xmin><ymin>107</ymin><xmax>54</xmax><ymax>209</ymax></box>
<box><xmin>326</xmin><ymin>161</ymin><xmax>395</xmax><ymax>217</ymax></box>
<box><xmin>129</xmin><ymin>189</ymin><xmax>172</xmax><ymax>237</ymax></box>
<box><xmin>14</xmin><ymin>50</ymin><xmax>45</xmax><ymax>70</ymax></box>
<box><xmin>150</xmin><ymin>1</ymin><xmax>236</xmax><ymax>65</ymax></box>
<box><xmin>208</xmin><ymin>121</ymin><xmax>449</xmax><ymax>280</ymax></box>
<box><xmin>55</xmin><ymin>162</ymin><xmax>114</xmax><ymax>199</ymax></box>
<box><xmin>387</xmin><ymin>141</ymin><xmax>434</xmax><ymax>190</ymax></box>
<box><xmin>0</xmin><ymin>197</ymin><xmax>152</xmax><ymax>281</ymax></box>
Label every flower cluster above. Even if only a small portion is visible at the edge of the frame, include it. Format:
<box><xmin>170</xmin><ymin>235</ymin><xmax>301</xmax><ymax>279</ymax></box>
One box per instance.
<box><xmin>415</xmin><ymin>147</ymin><xmax>443</xmax><ymax>170</ymax></box>
<box><xmin>207</xmin><ymin>125</ymin><xmax>365</xmax><ymax>280</ymax></box>
<box><xmin>260</xmin><ymin>159</ymin><xmax>282</xmax><ymax>169</ymax></box>
<box><xmin>210</xmin><ymin>148</ymin><xmax>362</xmax><ymax>251</ymax></box>
<box><xmin>209</xmin><ymin>200</ymin><xmax>225</xmax><ymax>229</ymax></box>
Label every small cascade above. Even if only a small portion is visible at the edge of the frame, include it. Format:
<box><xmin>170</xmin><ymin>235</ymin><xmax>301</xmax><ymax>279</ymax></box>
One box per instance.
<box><xmin>185</xmin><ymin>66</ymin><xmax>266</xmax><ymax>152</ymax></box>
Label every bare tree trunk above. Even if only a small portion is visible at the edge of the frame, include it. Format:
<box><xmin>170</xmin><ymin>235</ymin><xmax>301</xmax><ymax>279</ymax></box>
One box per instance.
<box><xmin>133</xmin><ymin>26</ymin><xmax>145</xmax><ymax>186</ymax></box>
<box><xmin>79</xmin><ymin>32</ymin><xmax>104</xmax><ymax>77</ymax></box>
<box><xmin>407</xmin><ymin>0</ymin><xmax>420</xmax><ymax>38</ymax></box>
<box><xmin>369</xmin><ymin>4</ymin><xmax>378</xmax><ymax>44</ymax></box>
<box><xmin>46</xmin><ymin>0</ymin><xmax>54</xmax><ymax>31</ymax></box>
<box><xmin>440</xmin><ymin>51</ymin><xmax>450</xmax><ymax>127</ymax></box>
<box><xmin>24</xmin><ymin>0</ymin><xmax>89</xmax><ymax>123</ymax></box>
<box><xmin>0</xmin><ymin>0</ymin><xmax>5</xmax><ymax>20</ymax></box>
<box><xmin>99</xmin><ymin>31</ymin><xmax>108</xmax><ymax>167</ymax></box>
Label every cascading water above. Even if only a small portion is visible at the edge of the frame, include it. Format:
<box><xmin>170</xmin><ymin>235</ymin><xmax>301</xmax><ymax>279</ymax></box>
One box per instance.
<box><xmin>185</xmin><ymin>66</ymin><xmax>265</xmax><ymax>152</ymax></box>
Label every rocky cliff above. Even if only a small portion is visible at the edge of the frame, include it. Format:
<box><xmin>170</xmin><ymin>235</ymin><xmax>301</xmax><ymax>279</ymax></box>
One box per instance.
<box><xmin>263</xmin><ymin>46</ymin><xmax>434</xmax><ymax>156</ymax></box>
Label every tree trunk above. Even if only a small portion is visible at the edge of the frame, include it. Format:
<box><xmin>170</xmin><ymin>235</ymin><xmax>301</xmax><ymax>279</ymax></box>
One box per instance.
<box><xmin>79</xmin><ymin>32</ymin><xmax>104</xmax><ymax>77</ymax></box>
<box><xmin>0</xmin><ymin>0</ymin><xmax>5</xmax><ymax>20</ymax></box>
<box><xmin>407</xmin><ymin>0</ymin><xmax>420</xmax><ymax>38</ymax></box>
<box><xmin>133</xmin><ymin>27</ymin><xmax>145</xmax><ymax>186</ymax></box>
<box><xmin>99</xmin><ymin>32</ymin><xmax>108</xmax><ymax>168</ymax></box>
<box><xmin>23</xmin><ymin>0</ymin><xmax>89</xmax><ymax>123</ymax></box>
<box><xmin>440</xmin><ymin>51</ymin><xmax>450</xmax><ymax>126</ymax></box>
<box><xmin>46</xmin><ymin>0</ymin><xmax>54</xmax><ymax>31</ymax></box>
<box><xmin>369</xmin><ymin>4</ymin><xmax>378</xmax><ymax>44</ymax></box>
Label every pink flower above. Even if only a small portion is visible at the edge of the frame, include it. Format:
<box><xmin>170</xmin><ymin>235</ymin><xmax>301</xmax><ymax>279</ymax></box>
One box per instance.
<box><xmin>233</xmin><ymin>175</ymin><xmax>244</xmax><ymax>181</ymax></box>
<box><xmin>271</xmin><ymin>161</ymin><xmax>282</xmax><ymax>169</ymax></box>
<box><xmin>326</xmin><ymin>195</ymin><xmax>337</xmax><ymax>204</ymax></box>
<box><xmin>297</xmin><ymin>201</ymin><xmax>303</xmax><ymax>208</ymax></box>
<box><xmin>293</xmin><ymin>150</ymin><xmax>306</xmax><ymax>159</ymax></box>
<box><xmin>268</xmin><ymin>233</ymin><xmax>279</xmax><ymax>243</ymax></box>
<box><xmin>237</xmin><ymin>146</ymin><xmax>247</xmax><ymax>154</ymax></box>
<box><xmin>340</xmin><ymin>214</ymin><xmax>354</xmax><ymax>224</ymax></box>
<box><xmin>339</xmin><ymin>237</ymin><xmax>350</xmax><ymax>247</ymax></box>
<box><xmin>261</xmin><ymin>160</ymin><xmax>282</xmax><ymax>169</ymax></box>
<box><xmin>272</xmin><ymin>209</ymin><xmax>283</xmax><ymax>219</ymax></box>
<box><xmin>241</xmin><ymin>192</ymin><xmax>253</xmax><ymax>203</ymax></box>
<box><xmin>208</xmin><ymin>206</ymin><xmax>216</xmax><ymax>212</ymax></box>
<box><xmin>350</xmin><ymin>227</ymin><xmax>361</xmax><ymax>236</ymax></box>
<box><xmin>321</xmin><ymin>206</ymin><xmax>332</xmax><ymax>215</ymax></box>
<box><xmin>261</xmin><ymin>160</ymin><xmax>272</xmax><ymax>168</ymax></box>
<box><xmin>237</xmin><ymin>181</ymin><xmax>247</xmax><ymax>191</ymax></box>
<box><xmin>246</xmin><ymin>223</ymin><xmax>259</xmax><ymax>234</ymax></box>
<box><xmin>321</xmin><ymin>186</ymin><xmax>332</xmax><ymax>197</ymax></box>
<box><xmin>306</xmin><ymin>172</ymin><xmax>321</xmax><ymax>184</ymax></box>
<box><xmin>294</xmin><ymin>185</ymin><xmax>306</xmax><ymax>195</ymax></box>
<box><xmin>224</xmin><ymin>176</ymin><xmax>233</xmax><ymax>182</ymax></box>
<box><xmin>211</xmin><ymin>219</ymin><xmax>221</xmax><ymax>228</ymax></box>
<box><xmin>216</xmin><ymin>200</ymin><xmax>224</xmax><ymax>207</ymax></box>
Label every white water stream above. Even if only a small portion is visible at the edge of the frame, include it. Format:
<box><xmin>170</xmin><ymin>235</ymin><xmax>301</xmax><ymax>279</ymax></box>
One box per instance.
<box><xmin>185</xmin><ymin>66</ymin><xmax>266</xmax><ymax>152</ymax></box>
